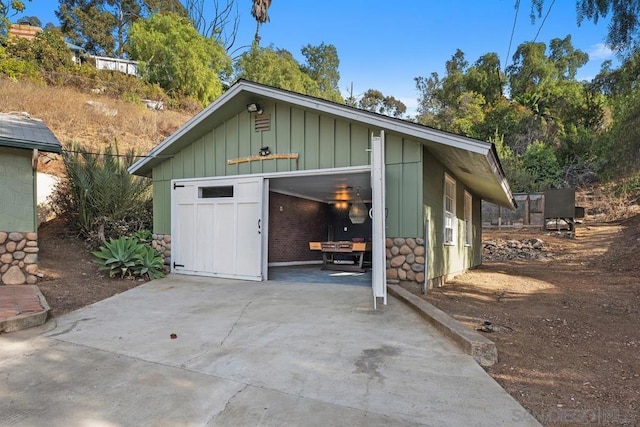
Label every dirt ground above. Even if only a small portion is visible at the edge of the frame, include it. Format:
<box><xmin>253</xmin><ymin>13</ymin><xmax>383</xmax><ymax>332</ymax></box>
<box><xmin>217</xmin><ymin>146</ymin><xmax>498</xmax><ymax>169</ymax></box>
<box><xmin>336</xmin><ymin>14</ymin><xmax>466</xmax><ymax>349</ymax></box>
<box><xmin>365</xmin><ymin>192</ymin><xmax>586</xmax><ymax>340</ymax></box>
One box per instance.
<box><xmin>402</xmin><ymin>216</ymin><xmax>640</xmax><ymax>426</ymax></box>
<box><xmin>36</xmin><ymin>218</ymin><xmax>143</xmax><ymax>318</ymax></box>
<box><xmin>33</xmin><ymin>216</ymin><xmax>639</xmax><ymax>426</ymax></box>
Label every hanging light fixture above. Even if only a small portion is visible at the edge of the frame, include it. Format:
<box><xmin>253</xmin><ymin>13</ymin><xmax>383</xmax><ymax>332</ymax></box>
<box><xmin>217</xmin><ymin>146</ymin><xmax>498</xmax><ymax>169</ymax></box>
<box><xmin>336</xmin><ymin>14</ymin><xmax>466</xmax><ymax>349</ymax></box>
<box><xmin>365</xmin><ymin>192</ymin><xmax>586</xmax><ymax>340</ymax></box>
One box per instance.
<box><xmin>349</xmin><ymin>187</ymin><xmax>367</xmax><ymax>224</ymax></box>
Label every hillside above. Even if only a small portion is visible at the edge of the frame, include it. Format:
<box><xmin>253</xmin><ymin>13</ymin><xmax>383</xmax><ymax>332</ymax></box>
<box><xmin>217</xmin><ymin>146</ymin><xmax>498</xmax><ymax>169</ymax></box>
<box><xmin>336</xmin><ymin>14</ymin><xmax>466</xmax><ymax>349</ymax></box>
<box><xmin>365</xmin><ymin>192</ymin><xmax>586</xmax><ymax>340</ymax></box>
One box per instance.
<box><xmin>0</xmin><ymin>78</ymin><xmax>192</xmax><ymax>175</ymax></box>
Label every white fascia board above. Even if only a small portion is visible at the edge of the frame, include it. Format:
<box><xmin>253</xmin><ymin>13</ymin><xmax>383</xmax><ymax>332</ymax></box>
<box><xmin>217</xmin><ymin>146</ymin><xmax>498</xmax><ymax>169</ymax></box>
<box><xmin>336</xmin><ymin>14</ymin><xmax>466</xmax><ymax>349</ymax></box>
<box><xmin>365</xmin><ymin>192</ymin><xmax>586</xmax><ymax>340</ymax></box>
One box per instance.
<box><xmin>486</xmin><ymin>148</ymin><xmax>517</xmax><ymax>210</ymax></box>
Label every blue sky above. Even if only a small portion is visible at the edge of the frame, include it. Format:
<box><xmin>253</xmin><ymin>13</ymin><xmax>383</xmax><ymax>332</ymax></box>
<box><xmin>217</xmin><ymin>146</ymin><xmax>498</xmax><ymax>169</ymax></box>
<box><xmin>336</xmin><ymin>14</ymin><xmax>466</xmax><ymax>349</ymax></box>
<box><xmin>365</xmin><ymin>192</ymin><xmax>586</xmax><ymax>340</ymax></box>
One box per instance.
<box><xmin>20</xmin><ymin>1</ymin><xmax>615</xmax><ymax>115</ymax></box>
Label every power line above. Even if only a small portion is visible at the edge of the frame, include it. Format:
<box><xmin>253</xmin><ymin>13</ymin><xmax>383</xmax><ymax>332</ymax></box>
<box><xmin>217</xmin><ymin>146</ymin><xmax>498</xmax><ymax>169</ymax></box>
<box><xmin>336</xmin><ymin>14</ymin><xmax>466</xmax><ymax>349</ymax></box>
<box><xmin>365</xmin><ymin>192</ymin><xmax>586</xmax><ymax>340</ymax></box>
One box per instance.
<box><xmin>533</xmin><ymin>0</ymin><xmax>555</xmax><ymax>42</ymax></box>
<box><xmin>504</xmin><ymin>0</ymin><xmax>521</xmax><ymax>74</ymax></box>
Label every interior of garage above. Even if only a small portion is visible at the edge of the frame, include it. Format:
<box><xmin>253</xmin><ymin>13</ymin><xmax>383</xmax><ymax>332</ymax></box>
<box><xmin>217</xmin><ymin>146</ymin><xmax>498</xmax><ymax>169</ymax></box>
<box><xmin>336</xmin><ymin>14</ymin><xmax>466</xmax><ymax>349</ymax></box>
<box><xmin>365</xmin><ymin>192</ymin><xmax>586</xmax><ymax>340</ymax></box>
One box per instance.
<box><xmin>267</xmin><ymin>171</ymin><xmax>373</xmax><ymax>285</ymax></box>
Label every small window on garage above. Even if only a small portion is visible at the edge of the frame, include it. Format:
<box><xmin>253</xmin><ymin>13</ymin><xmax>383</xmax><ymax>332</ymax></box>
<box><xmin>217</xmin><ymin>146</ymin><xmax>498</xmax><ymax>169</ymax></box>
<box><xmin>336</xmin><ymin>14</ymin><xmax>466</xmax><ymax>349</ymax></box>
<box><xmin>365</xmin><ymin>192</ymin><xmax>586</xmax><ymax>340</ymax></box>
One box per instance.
<box><xmin>444</xmin><ymin>173</ymin><xmax>456</xmax><ymax>245</ymax></box>
<box><xmin>464</xmin><ymin>191</ymin><xmax>472</xmax><ymax>246</ymax></box>
<box><xmin>199</xmin><ymin>185</ymin><xmax>234</xmax><ymax>198</ymax></box>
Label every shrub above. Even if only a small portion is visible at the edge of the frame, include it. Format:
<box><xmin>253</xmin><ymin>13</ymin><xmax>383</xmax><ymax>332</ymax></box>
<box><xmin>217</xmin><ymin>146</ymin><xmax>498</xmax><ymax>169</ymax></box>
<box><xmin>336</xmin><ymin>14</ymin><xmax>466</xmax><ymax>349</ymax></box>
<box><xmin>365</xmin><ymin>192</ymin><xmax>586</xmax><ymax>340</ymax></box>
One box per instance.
<box><xmin>93</xmin><ymin>235</ymin><xmax>165</xmax><ymax>280</ymax></box>
<box><xmin>51</xmin><ymin>142</ymin><xmax>152</xmax><ymax>240</ymax></box>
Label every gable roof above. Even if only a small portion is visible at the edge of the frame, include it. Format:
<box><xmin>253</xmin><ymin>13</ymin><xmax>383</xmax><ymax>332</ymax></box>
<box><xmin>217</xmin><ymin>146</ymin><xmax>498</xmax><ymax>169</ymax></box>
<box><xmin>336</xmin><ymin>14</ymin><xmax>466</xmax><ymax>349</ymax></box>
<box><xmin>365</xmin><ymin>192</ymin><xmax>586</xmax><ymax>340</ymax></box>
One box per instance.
<box><xmin>129</xmin><ymin>79</ymin><xmax>516</xmax><ymax>209</ymax></box>
<box><xmin>0</xmin><ymin>113</ymin><xmax>62</xmax><ymax>153</ymax></box>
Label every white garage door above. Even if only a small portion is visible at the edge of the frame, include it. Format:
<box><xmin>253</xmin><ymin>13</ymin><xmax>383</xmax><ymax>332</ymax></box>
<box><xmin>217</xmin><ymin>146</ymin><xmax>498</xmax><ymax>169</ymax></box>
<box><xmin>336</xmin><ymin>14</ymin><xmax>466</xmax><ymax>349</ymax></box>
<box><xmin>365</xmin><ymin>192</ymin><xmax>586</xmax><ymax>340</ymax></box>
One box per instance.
<box><xmin>172</xmin><ymin>177</ymin><xmax>264</xmax><ymax>281</ymax></box>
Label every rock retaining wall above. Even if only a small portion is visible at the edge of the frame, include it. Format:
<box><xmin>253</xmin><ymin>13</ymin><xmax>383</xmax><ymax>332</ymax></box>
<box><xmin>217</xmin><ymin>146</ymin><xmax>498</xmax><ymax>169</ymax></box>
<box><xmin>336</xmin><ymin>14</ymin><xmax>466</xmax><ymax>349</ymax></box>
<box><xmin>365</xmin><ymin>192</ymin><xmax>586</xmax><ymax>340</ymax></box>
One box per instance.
<box><xmin>0</xmin><ymin>232</ymin><xmax>39</xmax><ymax>285</ymax></box>
<box><xmin>386</xmin><ymin>237</ymin><xmax>425</xmax><ymax>284</ymax></box>
<box><xmin>152</xmin><ymin>234</ymin><xmax>171</xmax><ymax>266</ymax></box>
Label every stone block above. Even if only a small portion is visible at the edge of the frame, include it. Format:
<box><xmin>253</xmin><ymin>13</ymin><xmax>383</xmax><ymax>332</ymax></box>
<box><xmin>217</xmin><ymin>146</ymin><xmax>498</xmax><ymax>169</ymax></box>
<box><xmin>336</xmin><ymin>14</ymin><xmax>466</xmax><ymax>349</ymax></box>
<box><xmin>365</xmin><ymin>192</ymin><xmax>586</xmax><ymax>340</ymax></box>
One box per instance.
<box><xmin>397</xmin><ymin>269</ymin><xmax>407</xmax><ymax>280</ymax></box>
<box><xmin>393</xmin><ymin>237</ymin><xmax>405</xmax><ymax>247</ymax></box>
<box><xmin>0</xmin><ymin>253</ymin><xmax>12</xmax><ymax>264</ymax></box>
<box><xmin>26</xmin><ymin>274</ymin><xmax>38</xmax><ymax>284</ymax></box>
<box><xmin>26</xmin><ymin>232</ymin><xmax>37</xmax><ymax>241</ymax></box>
<box><xmin>406</xmin><ymin>238</ymin><xmax>416</xmax><ymax>249</ymax></box>
<box><xmin>26</xmin><ymin>264</ymin><xmax>38</xmax><ymax>274</ymax></box>
<box><xmin>163</xmin><ymin>235</ymin><xmax>171</xmax><ymax>243</ymax></box>
<box><xmin>390</xmin><ymin>255</ymin><xmax>405</xmax><ymax>268</ymax></box>
<box><xmin>24</xmin><ymin>254</ymin><xmax>38</xmax><ymax>264</ymax></box>
<box><xmin>16</xmin><ymin>239</ymin><xmax>26</xmax><ymax>251</ymax></box>
<box><xmin>390</xmin><ymin>246</ymin><xmax>400</xmax><ymax>256</ymax></box>
<box><xmin>23</xmin><ymin>247</ymin><xmax>39</xmax><ymax>253</ymax></box>
<box><xmin>0</xmin><ymin>264</ymin><xmax>8</xmax><ymax>273</ymax></box>
<box><xmin>414</xmin><ymin>246</ymin><xmax>425</xmax><ymax>256</ymax></box>
<box><xmin>8</xmin><ymin>232</ymin><xmax>24</xmax><ymax>242</ymax></box>
<box><xmin>386</xmin><ymin>269</ymin><xmax>398</xmax><ymax>280</ymax></box>
<box><xmin>2</xmin><ymin>265</ymin><xmax>26</xmax><ymax>284</ymax></box>
<box><xmin>26</xmin><ymin>241</ymin><xmax>37</xmax><ymax>247</ymax></box>
<box><xmin>6</xmin><ymin>241</ymin><xmax>16</xmax><ymax>253</ymax></box>
<box><xmin>385</xmin><ymin>238</ymin><xmax>393</xmax><ymax>248</ymax></box>
<box><xmin>386</xmin><ymin>249</ymin><xmax>392</xmax><ymax>259</ymax></box>
<box><xmin>415</xmin><ymin>256</ymin><xmax>425</xmax><ymax>264</ymax></box>
<box><xmin>0</xmin><ymin>232</ymin><xmax>7</xmax><ymax>244</ymax></box>
<box><xmin>399</xmin><ymin>245</ymin><xmax>412</xmax><ymax>255</ymax></box>
<box><xmin>416</xmin><ymin>238</ymin><xmax>424</xmax><ymax>245</ymax></box>
<box><xmin>13</xmin><ymin>251</ymin><xmax>25</xmax><ymax>260</ymax></box>
<box><xmin>406</xmin><ymin>270</ymin><xmax>416</xmax><ymax>281</ymax></box>
<box><xmin>415</xmin><ymin>272</ymin><xmax>425</xmax><ymax>283</ymax></box>
<box><xmin>0</xmin><ymin>246</ymin><xmax>5</xmax><ymax>254</ymax></box>
<box><xmin>402</xmin><ymin>262</ymin><xmax>411</xmax><ymax>271</ymax></box>
<box><xmin>411</xmin><ymin>263</ymin><xmax>425</xmax><ymax>272</ymax></box>
<box><xmin>406</xmin><ymin>253</ymin><xmax>415</xmax><ymax>264</ymax></box>
<box><xmin>18</xmin><ymin>261</ymin><xmax>24</xmax><ymax>268</ymax></box>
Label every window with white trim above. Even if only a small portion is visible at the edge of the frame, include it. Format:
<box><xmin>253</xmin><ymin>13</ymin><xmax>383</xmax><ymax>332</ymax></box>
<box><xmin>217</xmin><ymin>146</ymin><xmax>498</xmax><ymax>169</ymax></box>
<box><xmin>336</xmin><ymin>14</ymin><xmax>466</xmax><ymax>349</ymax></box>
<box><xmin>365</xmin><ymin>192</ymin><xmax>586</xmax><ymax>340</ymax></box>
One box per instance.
<box><xmin>464</xmin><ymin>191</ymin><xmax>472</xmax><ymax>246</ymax></box>
<box><xmin>444</xmin><ymin>174</ymin><xmax>456</xmax><ymax>245</ymax></box>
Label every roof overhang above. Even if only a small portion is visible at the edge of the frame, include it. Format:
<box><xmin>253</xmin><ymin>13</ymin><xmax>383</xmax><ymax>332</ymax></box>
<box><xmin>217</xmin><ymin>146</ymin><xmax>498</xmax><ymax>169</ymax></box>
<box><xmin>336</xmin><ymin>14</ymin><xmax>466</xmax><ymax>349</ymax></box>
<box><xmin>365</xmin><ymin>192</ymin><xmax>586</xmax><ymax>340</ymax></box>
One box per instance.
<box><xmin>0</xmin><ymin>113</ymin><xmax>62</xmax><ymax>153</ymax></box>
<box><xmin>129</xmin><ymin>80</ymin><xmax>516</xmax><ymax>209</ymax></box>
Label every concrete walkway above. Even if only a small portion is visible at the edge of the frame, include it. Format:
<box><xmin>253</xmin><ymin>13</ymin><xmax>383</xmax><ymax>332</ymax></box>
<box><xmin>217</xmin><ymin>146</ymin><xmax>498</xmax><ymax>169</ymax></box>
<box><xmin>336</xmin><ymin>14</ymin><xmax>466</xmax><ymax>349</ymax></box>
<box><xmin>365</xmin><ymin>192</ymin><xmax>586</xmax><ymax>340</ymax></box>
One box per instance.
<box><xmin>0</xmin><ymin>276</ymin><xmax>540</xmax><ymax>426</ymax></box>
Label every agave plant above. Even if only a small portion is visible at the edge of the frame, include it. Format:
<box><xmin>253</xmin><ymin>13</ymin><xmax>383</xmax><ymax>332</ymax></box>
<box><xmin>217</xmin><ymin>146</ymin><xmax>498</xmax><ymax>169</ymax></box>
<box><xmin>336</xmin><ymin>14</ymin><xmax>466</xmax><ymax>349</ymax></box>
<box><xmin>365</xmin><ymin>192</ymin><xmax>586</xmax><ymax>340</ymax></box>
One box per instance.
<box><xmin>92</xmin><ymin>237</ymin><xmax>142</xmax><ymax>278</ymax></box>
<box><xmin>134</xmin><ymin>245</ymin><xmax>165</xmax><ymax>280</ymax></box>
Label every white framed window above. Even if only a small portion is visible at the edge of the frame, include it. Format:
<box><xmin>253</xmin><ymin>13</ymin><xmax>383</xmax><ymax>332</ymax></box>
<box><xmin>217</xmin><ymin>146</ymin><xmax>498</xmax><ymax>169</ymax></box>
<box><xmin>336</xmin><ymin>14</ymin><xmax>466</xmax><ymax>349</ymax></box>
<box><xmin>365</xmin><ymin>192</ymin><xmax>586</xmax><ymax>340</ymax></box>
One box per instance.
<box><xmin>444</xmin><ymin>173</ymin><xmax>456</xmax><ymax>245</ymax></box>
<box><xmin>464</xmin><ymin>191</ymin><xmax>472</xmax><ymax>246</ymax></box>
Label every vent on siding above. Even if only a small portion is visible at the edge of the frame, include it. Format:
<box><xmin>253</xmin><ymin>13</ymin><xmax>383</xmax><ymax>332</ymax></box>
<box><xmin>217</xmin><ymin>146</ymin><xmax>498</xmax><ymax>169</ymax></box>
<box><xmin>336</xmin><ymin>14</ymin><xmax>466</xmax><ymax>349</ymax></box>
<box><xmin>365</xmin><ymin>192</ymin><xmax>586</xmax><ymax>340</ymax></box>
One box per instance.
<box><xmin>254</xmin><ymin>113</ymin><xmax>271</xmax><ymax>132</ymax></box>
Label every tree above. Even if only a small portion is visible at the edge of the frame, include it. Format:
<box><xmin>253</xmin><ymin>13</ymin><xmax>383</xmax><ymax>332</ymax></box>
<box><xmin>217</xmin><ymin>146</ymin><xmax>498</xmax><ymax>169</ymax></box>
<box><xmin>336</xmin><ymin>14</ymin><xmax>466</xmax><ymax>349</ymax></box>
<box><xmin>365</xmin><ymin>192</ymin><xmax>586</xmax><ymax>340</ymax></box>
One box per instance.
<box><xmin>531</xmin><ymin>0</ymin><xmax>640</xmax><ymax>54</ymax></box>
<box><xmin>301</xmin><ymin>42</ymin><xmax>343</xmax><ymax>103</ymax></box>
<box><xmin>236</xmin><ymin>45</ymin><xmax>321</xmax><ymax>97</ymax></box>
<box><xmin>56</xmin><ymin>0</ymin><xmax>183</xmax><ymax>57</ymax></box>
<box><xmin>129</xmin><ymin>12</ymin><xmax>231</xmax><ymax>105</ymax></box>
<box><xmin>358</xmin><ymin>89</ymin><xmax>407</xmax><ymax>118</ymax></box>
<box><xmin>183</xmin><ymin>0</ymin><xmax>241</xmax><ymax>52</ymax></box>
<box><xmin>251</xmin><ymin>0</ymin><xmax>271</xmax><ymax>44</ymax></box>
<box><xmin>0</xmin><ymin>0</ymin><xmax>30</xmax><ymax>38</ymax></box>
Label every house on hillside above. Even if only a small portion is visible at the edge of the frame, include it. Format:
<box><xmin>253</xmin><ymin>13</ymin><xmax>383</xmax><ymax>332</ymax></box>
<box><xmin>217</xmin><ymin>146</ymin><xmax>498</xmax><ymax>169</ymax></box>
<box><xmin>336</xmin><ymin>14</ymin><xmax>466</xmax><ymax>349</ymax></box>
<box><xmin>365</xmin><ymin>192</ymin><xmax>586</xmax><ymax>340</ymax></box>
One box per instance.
<box><xmin>0</xmin><ymin>113</ymin><xmax>62</xmax><ymax>285</ymax></box>
<box><xmin>129</xmin><ymin>79</ymin><xmax>516</xmax><ymax>306</ymax></box>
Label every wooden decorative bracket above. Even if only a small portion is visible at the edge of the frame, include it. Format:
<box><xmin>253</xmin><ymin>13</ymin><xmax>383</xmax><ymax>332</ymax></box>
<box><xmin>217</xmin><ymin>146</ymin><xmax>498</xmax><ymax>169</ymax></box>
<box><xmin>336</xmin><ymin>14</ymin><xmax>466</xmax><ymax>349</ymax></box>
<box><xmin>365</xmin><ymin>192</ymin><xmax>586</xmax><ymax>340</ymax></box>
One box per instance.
<box><xmin>227</xmin><ymin>153</ymin><xmax>299</xmax><ymax>169</ymax></box>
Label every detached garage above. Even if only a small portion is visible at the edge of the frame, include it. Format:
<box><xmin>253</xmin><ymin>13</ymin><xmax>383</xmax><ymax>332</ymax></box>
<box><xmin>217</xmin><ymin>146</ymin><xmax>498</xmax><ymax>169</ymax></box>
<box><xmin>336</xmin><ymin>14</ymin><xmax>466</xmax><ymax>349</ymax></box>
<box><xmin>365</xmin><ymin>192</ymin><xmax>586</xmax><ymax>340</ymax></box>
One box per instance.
<box><xmin>129</xmin><ymin>80</ymin><xmax>516</xmax><ymax>305</ymax></box>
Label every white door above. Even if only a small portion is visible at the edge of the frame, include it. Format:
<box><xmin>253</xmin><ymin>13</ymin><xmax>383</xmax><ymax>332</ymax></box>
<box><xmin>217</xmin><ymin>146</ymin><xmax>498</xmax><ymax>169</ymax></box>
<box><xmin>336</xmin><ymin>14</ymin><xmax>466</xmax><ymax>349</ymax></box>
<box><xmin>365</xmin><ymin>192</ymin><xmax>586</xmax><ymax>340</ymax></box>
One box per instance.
<box><xmin>371</xmin><ymin>131</ymin><xmax>387</xmax><ymax>308</ymax></box>
<box><xmin>172</xmin><ymin>177</ymin><xmax>264</xmax><ymax>281</ymax></box>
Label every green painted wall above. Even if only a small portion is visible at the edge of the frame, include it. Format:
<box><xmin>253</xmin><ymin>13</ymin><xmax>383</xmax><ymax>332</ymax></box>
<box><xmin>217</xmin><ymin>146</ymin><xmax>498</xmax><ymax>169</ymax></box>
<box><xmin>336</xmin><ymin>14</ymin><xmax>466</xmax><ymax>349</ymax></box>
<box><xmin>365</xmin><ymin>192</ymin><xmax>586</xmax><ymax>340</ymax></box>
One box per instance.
<box><xmin>151</xmin><ymin>101</ymin><xmax>421</xmax><ymax>234</ymax></box>
<box><xmin>0</xmin><ymin>147</ymin><xmax>36</xmax><ymax>232</ymax></box>
<box><xmin>422</xmin><ymin>147</ymin><xmax>481</xmax><ymax>281</ymax></box>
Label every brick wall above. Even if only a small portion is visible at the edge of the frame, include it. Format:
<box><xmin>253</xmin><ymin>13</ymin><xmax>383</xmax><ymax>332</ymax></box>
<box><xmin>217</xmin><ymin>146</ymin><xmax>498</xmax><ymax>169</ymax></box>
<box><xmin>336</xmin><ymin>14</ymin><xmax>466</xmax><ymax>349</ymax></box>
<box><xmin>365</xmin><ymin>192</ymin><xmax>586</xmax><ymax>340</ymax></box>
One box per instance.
<box><xmin>268</xmin><ymin>192</ymin><xmax>328</xmax><ymax>263</ymax></box>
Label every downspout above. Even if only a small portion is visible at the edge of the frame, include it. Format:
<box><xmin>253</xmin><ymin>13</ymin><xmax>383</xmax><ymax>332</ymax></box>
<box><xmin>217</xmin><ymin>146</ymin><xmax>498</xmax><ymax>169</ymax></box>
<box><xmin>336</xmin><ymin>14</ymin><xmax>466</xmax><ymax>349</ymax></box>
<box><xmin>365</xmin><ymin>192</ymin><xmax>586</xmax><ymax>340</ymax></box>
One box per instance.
<box><xmin>422</xmin><ymin>217</ymin><xmax>429</xmax><ymax>294</ymax></box>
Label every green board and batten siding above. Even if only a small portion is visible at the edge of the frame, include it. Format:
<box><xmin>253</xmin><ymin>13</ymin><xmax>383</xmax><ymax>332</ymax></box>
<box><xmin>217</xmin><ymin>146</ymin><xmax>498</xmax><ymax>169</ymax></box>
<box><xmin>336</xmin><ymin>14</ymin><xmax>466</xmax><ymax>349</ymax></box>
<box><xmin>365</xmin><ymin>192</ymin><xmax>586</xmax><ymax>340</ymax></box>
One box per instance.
<box><xmin>0</xmin><ymin>147</ymin><xmax>36</xmax><ymax>232</ymax></box>
<box><xmin>151</xmin><ymin>101</ymin><xmax>423</xmax><ymax>236</ymax></box>
<box><xmin>422</xmin><ymin>147</ymin><xmax>482</xmax><ymax>281</ymax></box>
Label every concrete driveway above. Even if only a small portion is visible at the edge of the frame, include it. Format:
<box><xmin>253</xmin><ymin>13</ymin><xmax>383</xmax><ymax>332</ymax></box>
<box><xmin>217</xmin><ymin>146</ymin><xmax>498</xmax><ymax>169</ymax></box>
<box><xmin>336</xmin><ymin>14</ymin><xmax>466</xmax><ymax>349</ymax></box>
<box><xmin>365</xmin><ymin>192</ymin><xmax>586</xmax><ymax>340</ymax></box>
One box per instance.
<box><xmin>0</xmin><ymin>276</ymin><xmax>540</xmax><ymax>426</ymax></box>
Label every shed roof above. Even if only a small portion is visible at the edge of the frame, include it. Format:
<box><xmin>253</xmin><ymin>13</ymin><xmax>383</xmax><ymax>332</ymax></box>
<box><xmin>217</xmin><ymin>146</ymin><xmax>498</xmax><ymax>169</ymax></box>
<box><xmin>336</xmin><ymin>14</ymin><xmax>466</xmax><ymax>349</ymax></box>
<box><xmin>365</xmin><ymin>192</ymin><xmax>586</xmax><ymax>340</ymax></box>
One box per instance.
<box><xmin>0</xmin><ymin>113</ymin><xmax>62</xmax><ymax>153</ymax></box>
<box><xmin>129</xmin><ymin>80</ymin><xmax>516</xmax><ymax>209</ymax></box>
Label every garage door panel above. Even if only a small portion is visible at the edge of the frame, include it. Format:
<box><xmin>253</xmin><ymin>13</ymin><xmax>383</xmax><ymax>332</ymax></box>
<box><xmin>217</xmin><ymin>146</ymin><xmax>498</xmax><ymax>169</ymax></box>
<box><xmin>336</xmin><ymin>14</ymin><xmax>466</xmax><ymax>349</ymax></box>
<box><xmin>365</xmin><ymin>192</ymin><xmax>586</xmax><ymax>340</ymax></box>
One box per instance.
<box><xmin>236</xmin><ymin>202</ymin><xmax>261</xmax><ymax>277</ymax></box>
<box><xmin>213</xmin><ymin>202</ymin><xmax>237</xmax><ymax>275</ymax></box>
<box><xmin>175</xmin><ymin>202</ymin><xmax>195</xmax><ymax>271</ymax></box>
<box><xmin>194</xmin><ymin>203</ymin><xmax>216</xmax><ymax>272</ymax></box>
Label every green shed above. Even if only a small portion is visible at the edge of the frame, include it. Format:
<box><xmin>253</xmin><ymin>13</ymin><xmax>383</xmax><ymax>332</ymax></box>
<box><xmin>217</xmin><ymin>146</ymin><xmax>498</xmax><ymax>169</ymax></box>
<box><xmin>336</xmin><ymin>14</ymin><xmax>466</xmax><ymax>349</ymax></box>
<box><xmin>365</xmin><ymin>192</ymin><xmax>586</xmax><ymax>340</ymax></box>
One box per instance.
<box><xmin>129</xmin><ymin>80</ymin><xmax>516</xmax><ymax>305</ymax></box>
<box><xmin>0</xmin><ymin>113</ymin><xmax>62</xmax><ymax>285</ymax></box>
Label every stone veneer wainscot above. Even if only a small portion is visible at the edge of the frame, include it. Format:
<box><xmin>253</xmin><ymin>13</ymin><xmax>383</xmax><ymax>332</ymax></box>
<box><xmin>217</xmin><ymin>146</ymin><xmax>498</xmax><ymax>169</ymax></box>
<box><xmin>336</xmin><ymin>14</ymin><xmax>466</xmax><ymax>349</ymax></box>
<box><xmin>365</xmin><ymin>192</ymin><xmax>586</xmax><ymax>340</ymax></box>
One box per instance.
<box><xmin>0</xmin><ymin>231</ymin><xmax>39</xmax><ymax>285</ymax></box>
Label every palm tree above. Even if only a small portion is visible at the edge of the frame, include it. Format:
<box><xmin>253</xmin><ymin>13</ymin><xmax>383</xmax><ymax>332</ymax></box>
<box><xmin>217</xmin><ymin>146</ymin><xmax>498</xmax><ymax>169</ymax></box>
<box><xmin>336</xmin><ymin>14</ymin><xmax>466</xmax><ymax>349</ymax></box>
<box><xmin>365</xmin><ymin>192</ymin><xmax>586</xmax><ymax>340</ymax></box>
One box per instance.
<box><xmin>251</xmin><ymin>0</ymin><xmax>271</xmax><ymax>45</ymax></box>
